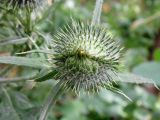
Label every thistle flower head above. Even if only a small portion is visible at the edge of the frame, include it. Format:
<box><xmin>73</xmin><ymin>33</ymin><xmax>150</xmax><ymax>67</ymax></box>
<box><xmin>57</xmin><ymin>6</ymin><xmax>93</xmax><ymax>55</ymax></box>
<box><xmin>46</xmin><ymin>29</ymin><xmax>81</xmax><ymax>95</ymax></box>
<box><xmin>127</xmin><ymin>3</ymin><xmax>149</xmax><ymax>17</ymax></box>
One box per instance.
<box><xmin>52</xmin><ymin>20</ymin><xmax>123</xmax><ymax>92</ymax></box>
<box><xmin>3</xmin><ymin>0</ymin><xmax>43</xmax><ymax>8</ymax></box>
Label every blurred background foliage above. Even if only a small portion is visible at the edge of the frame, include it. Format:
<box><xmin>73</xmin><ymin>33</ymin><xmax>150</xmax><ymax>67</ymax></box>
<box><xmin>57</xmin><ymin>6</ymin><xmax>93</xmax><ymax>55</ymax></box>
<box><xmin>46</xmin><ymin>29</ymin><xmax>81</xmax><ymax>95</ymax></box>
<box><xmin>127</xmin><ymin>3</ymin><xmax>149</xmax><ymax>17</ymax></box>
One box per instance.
<box><xmin>0</xmin><ymin>0</ymin><xmax>160</xmax><ymax>120</ymax></box>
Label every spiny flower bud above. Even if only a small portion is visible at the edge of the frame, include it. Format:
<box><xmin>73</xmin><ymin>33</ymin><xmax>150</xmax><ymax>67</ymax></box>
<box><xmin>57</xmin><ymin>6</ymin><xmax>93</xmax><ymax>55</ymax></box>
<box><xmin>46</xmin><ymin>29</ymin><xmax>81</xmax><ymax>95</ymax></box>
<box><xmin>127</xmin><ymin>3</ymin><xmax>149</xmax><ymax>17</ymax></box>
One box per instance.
<box><xmin>3</xmin><ymin>0</ymin><xmax>43</xmax><ymax>8</ymax></box>
<box><xmin>52</xmin><ymin>20</ymin><xmax>123</xmax><ymax>92</ymax></box>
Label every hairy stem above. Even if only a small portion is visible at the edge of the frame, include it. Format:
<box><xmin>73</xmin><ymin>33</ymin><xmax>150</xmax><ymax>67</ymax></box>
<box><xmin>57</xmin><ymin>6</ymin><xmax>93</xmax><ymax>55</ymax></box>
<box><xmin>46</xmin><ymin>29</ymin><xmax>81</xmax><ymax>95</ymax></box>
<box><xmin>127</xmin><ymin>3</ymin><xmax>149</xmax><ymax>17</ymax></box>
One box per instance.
<box><xmin>91</xmin><ymin>0</ymin><xmax>103</xmax><ymax>25</ymax></box>
<box><xmin>39</xmin><ymin>81</ymin><xmax>63</xmax><ymax>120</ymax></box>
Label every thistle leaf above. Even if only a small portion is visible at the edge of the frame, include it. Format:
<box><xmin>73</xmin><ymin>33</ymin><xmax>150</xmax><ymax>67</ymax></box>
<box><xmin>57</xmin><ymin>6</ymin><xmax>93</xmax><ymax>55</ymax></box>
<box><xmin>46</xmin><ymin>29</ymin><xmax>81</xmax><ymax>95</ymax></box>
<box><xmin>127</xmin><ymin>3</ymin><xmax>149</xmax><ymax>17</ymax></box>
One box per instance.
<box><xmin>0</xmin><ymin>56</ymin><xmax>49</xmax><ymax>69</ymax></box>
<box><xmin>105</xmin><ymin>85</ymin><xmax>132</xmax><ymax>101</ymax></box>
<box><xmin>0</xmin><ymin>87</ymin><xmax>21</xmax><ymax>120</ymax></box>
<box><xmin>114</xmin><ymin>73</ymin><xmax>159</xmax><ymax>90</ymax></box>
<box><xmin>35</xmin><ymin>69</ymin><xmax>58</xmax><ymax>82</ymax></box>
<box><xmin>132</xmin><ymin>62</ymin><xmax>160</xmax><ymax>86</ymax></box>
<box><xmin>0</xmin><ymin>37</ymin><xmax>28</xmax><ymax>46</ymax></box>
<box><xmin>116</xmin><ymin>73</ymin><xmax>155</xmax><ymax>84</ymax></box>
<box><xmin>0</xmin><ymin>87</ymin><xmax>40</xmax><ymax>120</ymax></box>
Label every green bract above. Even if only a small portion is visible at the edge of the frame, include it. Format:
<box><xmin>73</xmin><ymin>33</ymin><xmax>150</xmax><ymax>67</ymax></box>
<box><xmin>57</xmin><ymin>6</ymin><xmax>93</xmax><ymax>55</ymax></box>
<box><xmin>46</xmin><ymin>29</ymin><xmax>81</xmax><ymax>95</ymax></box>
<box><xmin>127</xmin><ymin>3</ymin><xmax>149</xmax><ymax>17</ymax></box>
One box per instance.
<box><xmin>52</xmin><ymin>21</ymin><xmax>123</xmax><ymax>92</ymax></box>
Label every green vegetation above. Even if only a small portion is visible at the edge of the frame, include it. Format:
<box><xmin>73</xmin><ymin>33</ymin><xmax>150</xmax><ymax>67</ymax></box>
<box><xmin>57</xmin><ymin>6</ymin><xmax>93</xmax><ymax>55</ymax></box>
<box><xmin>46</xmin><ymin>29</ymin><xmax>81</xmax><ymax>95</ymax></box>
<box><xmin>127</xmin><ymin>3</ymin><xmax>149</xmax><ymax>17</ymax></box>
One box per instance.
<box><xmin>0</xmin><ymin>0</ymin><xmax>160</xmax><ymax>120</ymax></box>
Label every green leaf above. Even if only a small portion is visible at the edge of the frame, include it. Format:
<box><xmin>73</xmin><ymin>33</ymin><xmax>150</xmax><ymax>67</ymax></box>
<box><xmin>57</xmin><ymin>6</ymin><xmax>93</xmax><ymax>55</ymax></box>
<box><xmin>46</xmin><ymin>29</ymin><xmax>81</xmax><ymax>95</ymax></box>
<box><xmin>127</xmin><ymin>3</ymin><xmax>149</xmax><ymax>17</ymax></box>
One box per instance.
<box><xmin>17</xmin><ymin>107</ymin><xmax>40</xmax><ymax>120</ymax></box>
<box><xmin>116</xmin><ymin>73</ymin><xmax>155</xmax><ymax>84</ymax></box>
<box><xmin>9</xmin><ymin>91</ymin><xmax>40</xmax><ymax>120</ymax></box>
<box><xmin>0</xmin><ymin>87</ymin><xmax>40</xmax><ymax>120</ymax></box>
<box><xmin>0</xmin><ymin>56</ymin><xmax>50</xmax><ymax>69</ymax></box>
<box><xmin>60</xmin><ymin>100</ymin><xmax>86</xmax><ymax>120</ymax></box>
<box><xmin>9</xmin><ymin>91</ymin><xmax>32</xmax><ymax>110</ymax></box>
<box><xmin>0</xmin><ymin>87</ymin><xmax>21</xmax><ymax>120</ymax></box>
<box><xmin>0</xmin><ymin>37</ymin><xmax>28</xmax><ymax>46</ymax></box>
<box><xmin>105</xmin><ymin>85</ymin><xmax>132</xmax><ymax>101</ymax></box>
<box><xmin>114</xmin><ymin>73</ymin><xmax>159</xmax><ymax>89</ymax></box>
<box><xmin>35</xmin><ymin>69</ymin><xmax>58</xmax><ymax>82</ymax></box>
<box><xmin>132</xmin><ymin>62</ymin><xmax>160</xmax><ymax>86</ymax></box>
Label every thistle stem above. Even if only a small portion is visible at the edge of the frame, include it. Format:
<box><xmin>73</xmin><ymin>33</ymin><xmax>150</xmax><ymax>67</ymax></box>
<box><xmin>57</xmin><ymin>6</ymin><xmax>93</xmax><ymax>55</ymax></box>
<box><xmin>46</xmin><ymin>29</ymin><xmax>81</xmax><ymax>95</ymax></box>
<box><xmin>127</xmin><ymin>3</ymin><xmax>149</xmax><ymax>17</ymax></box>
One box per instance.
<box><xmin>91</xmin><ymin>0</ymin><xmax>103</xmax><ymax>25</ymax></box>
<box><xmin>39</xmin><ymin>81</ymin><xmax>63</xmax><ymax>120</ymax></box>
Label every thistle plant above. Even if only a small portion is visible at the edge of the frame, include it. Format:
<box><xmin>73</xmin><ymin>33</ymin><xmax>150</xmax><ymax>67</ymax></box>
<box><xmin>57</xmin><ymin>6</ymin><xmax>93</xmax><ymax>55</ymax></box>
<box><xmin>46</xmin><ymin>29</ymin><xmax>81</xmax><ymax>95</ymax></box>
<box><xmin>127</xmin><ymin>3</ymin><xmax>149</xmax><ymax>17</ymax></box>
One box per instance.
<box><xmin>1</xmin><ymin>0</ymin><xmax>42</xmax><ymax>8</ymax></box>
<box><xmin>0</xmin><ymin>0</ymin><xmax>49</xmax><ymax>54</ymax></box>
<box><xmin>0</xmin><ymin>0</ymin><xmax>159</xmax><ymax>120</ymax></box>
<box><xmin>39</xmin><ymin>0</ymin><xmax>124</xmax><ymax>119</ymax></box>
